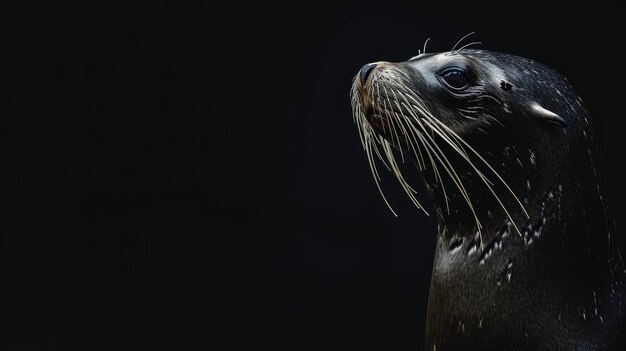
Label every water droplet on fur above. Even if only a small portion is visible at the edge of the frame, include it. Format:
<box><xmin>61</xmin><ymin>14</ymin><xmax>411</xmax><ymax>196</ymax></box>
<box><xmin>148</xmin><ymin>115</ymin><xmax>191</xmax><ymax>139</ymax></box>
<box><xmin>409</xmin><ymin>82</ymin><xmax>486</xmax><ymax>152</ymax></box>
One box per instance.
<box><xmin>505</xmin><ymin>260</ymin><xmax>513</xmax><ymax>282</ymax></box>
<box><xmin>529</xmin><ymin>151</ymin><xmax>536</xmax><ymax>165</ymax></box>
<box><xmin>449</xmin><ymin>236</ymin><xmax>463</xmax><ymax>254</ymax></box>
<box><xmin>468</xmin><ymin>246</ymin><xmax>478</xmax><ymax>256</ymax></box>
<box><xmin>526</xmin><ymin>180</ymin><xmax>531</xmax><ymax>191</ymax></box>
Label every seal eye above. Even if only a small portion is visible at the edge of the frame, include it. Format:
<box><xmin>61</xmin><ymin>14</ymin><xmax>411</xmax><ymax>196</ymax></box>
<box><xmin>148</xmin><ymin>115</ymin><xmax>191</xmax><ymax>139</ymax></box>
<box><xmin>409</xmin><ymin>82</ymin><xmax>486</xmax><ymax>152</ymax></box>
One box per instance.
<box><xmin>441</xmin><ymin>68</ymin><xmax>469</xmax><ymax>90</ymax></box>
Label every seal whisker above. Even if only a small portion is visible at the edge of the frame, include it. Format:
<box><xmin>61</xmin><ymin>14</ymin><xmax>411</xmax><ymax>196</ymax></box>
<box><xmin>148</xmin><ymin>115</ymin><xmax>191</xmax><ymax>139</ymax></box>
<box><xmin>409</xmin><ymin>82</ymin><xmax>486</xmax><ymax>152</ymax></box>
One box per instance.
<box><xmin>407</xmin><ymin>118</ymin><xmax>444</xmax><ymax>186</ymax></box>
<box><xmin>372</xmin><ymin>140</ymin><xmax>393</xmax><ymax>172</ymax></box>
<box><xmin>428</xmin><ymin>116</ymin><xmax>528</xmax><ymax>214</ymax></box>
<box><xmin>393</xmin><ymin>97</ymin><xmax>428</xmax><ymax>171</ymax></box>
<box><xmin>382</xmin><ymin>139</ymin><xmax>428</xmax><ymax>213</ymax></box>
<box><xmin>407</xmin><ymin>100</ymin><xmax>470</xmax><ymax>158</ymax></box>
<box><xmin>455</xmin><ymin>41</ymin><xmax>482</xmax><ymax>52</ymax></box>
<box><xmin>376</xmin><ymin>91</ymin><xmax>440</xmax><ymax>213</ymax></box>
<box><xmin>389</xmin><ymin>112</ymin><xmax>408</xmax><ymax>165</ymax></box>
<box><xmin>401</xmin><ymin>92</ymin><xmax>499</xmax><ymax>179</ymax></box>
<box><xmin>388</xmin><ymin>100</ymin><xmax>425</xmax><ymax>169</ymax></box>
<box><xmin>389</xmin><ymin>90</ymin><xmax>441</xmax><ymax>178</ymax></box>
<box><xmin>381</xmin><ymin>87</ymin><xmax>406</xmax><ymax>163</ymax></box>
<box><xmin>425</xmin><ymin>117</ymin><xmax>529</xmax><ymax>235</ymax></box>
<box><xmin>377</xmin><ymin>92</ymin><xmax>429</xmax><ymax>209</ymax></box>
<box><xmin>381</xmin><ymin>98</ymin><xmax>404</xmax><ymax>163</ymax></box>
<box><xmin>402</xmin><ymin>104</ymin><xmax>482</xmax><ymax>229</ymax></box>
<box><xmin>356</xmin><ymin>109</ymin><xmax>370</xmax><ymax>151</ymax></box>
<box><xmin>380</xmin><ymin>124</ymin><xmax>425</xmax><ymax>208</ymax></box>
<box><xmin>405</xmin><ymin>102</ymin><xmax>518</xmax><ymax>230</ymax></box>
<box><xmin>414</xmin><ymin>122</ymin><xmax>481</xmax><ymax>229</ymax></box>
<box><xmin>402</xmin><ymin>117</ymin><xmax>448</xmax><ymax>207</ymax></box>
<box><xmin>395</xmin><ymin>88</ymin><xmax>469</xmax><ymax>158</ymax></box>
<box><xmin>374</xmin><ymin>83</ymin><xmax>389</xmax><ymax>136</ymax></box>
<box><xmin>398</xmin><ymin>92</ymin><xmax>519</xmax><ymax>236</ymax></box>
<box><xmin>421</xmin><ymin>115</ymin><xmax>496</xmax><ymax>188</ymax></box>
<box><xmin>391</xmin><ymin>93</ymin><xmax>474</xmax><ymax>218</ymax></box>
<box><xmin>363</xmin><ymin>116</ymin><xmax>391</xmax><ymax>173</ymax></box>
<box><xmin>368</xmin><ymin>128</ymin><xmax>392</xmax><ymax>172</ymax></box>
<box><xmin>423</xmin><ymin>37</ymin><xmax>431</xmax><ymax>54</ymax></box>
<box><xmin>355</xmin><ymin>92</ymin><xmax>423</xmax><ymax>214</ymax></box>
<box><xmin>401</xmin><ymin>113</ymin><xmax>451</xmax><ymax>213</ymax></box>
<box><xmin>365</xmin><ymin>138</ymin><xmax>398</xmax><ymax>216</ymax></box>
<box><xmin>451</xmin><ymin>31</ymin><xmax>475</xmax><ymax>52</ymax></box>
<box><xmin>394</xmin><ymin>90</ymin><xmax>472</xmax><ymax>213</ymax></box>
<box><xmin>389</xmin><ymin>88</ymin><xmax>423</xmax><ymax>163</ymax></box>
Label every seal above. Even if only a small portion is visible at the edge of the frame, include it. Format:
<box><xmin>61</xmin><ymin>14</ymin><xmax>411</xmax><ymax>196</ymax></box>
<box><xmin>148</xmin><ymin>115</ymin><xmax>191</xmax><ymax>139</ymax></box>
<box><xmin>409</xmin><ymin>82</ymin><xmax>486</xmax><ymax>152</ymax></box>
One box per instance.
<box><xmin>350</xmin><ymin>41</ymin><xmax>626</xmax><ymax>350</ymax></box>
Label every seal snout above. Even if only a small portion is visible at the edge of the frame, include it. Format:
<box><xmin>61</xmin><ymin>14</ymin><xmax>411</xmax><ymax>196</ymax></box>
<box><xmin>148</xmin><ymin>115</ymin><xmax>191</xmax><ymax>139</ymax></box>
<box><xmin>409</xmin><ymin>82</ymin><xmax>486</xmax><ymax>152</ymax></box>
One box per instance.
<box><xmin>359</xmin><ymin>63</ymin><xmax>377</xmax><ymax>85</ymax></box>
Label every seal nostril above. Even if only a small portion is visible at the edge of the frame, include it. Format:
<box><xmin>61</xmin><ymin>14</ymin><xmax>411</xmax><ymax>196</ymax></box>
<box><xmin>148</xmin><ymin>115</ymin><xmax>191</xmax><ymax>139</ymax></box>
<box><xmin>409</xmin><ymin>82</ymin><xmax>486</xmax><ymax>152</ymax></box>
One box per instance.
<box><xmin>359</xmin><ymin>63</ymin><xmax>377</xmax><ymax>84</ymax></box>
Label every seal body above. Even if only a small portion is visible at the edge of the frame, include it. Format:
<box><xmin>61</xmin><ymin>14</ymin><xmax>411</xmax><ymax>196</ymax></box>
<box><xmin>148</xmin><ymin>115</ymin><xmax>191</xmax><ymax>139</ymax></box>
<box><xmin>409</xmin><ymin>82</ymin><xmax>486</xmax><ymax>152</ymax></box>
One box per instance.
<box><xmin>350</xmin><ymin>49</ymin><xmax>626</xmax><ymax>350</ymax></box>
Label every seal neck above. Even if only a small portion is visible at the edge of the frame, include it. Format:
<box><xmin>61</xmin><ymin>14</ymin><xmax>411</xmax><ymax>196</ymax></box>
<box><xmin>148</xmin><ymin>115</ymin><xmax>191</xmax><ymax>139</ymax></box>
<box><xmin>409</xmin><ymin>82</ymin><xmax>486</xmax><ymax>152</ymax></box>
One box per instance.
<box><xmin>422</xmin><ymin>127</ymin><xmax>624</xmax><ymax>282</ymax></box>
<box><xmin>424</xmin><ymin>128</ymin><xmax>626</xmax><ymax>343</ymax></box>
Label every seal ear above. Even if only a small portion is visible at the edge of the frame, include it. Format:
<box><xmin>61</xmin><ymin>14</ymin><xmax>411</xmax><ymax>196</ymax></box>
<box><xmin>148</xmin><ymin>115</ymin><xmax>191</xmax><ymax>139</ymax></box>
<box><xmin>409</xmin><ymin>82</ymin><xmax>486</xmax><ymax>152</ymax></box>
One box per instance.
<box><xmin>531</xmin><ymin>103</ymin><xmax>568</xmax><ymax>128</ymax></box>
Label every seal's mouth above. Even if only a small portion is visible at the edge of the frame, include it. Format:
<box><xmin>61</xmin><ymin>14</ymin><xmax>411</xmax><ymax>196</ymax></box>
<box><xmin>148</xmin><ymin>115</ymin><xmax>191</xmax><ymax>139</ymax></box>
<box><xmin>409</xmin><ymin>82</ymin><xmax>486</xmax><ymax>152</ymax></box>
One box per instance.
<box><xmin>364</xmin><ymin>107</ymin><xmax>410</xmax><ymax>145</ymax></box>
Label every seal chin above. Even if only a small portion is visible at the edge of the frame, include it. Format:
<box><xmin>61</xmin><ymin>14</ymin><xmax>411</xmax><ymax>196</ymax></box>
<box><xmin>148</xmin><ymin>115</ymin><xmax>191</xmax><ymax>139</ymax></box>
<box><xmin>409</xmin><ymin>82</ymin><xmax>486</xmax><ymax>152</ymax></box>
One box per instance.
<box><xmin>365</xmin><ymin>112</ymin><xmax>384</xmax><ymax>131</ymax></box>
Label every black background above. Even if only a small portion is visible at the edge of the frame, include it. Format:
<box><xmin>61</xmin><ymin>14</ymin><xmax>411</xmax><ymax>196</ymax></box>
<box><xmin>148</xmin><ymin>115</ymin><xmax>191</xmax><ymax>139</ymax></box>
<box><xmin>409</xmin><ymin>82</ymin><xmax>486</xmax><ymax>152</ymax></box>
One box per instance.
<box><xmin>3</xmin><ymin>1</ymin><xmax>625</xmax><ymax>349</ymax></box>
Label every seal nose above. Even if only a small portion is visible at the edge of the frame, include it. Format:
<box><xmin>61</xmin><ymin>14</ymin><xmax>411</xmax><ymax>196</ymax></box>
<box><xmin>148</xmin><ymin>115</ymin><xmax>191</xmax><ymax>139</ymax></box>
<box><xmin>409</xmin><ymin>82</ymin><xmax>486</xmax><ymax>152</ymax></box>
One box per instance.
<box><xmin>359</xmin><ymin>63</ymin><xmax>377</xmax><ymax>85</ymax></box>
